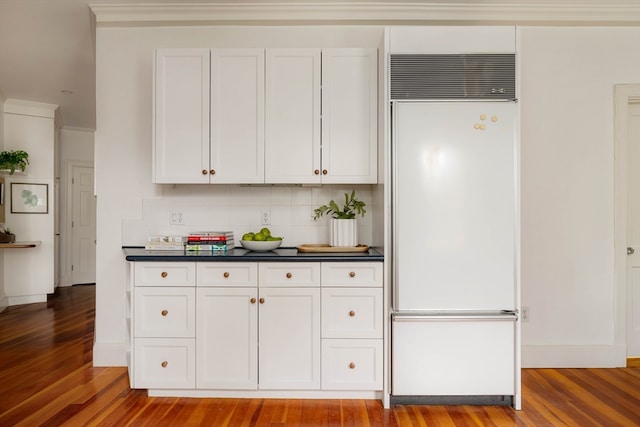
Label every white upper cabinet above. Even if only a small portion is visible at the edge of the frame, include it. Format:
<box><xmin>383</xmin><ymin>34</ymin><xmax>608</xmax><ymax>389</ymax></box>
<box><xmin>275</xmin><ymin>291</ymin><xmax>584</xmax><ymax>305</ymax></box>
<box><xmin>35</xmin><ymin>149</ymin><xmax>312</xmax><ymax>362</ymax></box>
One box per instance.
<box><xmin>265</xmin><ymin>49</ymin><xmax>322</xmax><ymax>184</ymax></box>
<box><xmin>154</xmin><ymin>47</ymin><xmax>377</xmax><ymax>184</ymax></box>
<box><xmin>210</xmin><ymin>49</ymin><xmax>265</xmax><ymax>183</ymax></box>
<box><xmin>153</xmin><ymin>48</ymin><xmax>210</xmax><ymax>184</ymax></box>
<box><xmin>321</xmin><ymin>48</ymin><xmax>378</xmax><ymax>184</ymax></box>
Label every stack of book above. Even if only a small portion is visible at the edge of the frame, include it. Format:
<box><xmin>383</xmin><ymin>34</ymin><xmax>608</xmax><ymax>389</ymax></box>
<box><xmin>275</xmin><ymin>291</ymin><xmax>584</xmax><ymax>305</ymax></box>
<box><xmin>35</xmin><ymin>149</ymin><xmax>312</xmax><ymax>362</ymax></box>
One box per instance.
<box><xmin>185</xmin><ymin>231</ymin><xmax>235</xmax><ymax>252</ymax></box>
<box><xmin>145</xmin><ymin>236</ymin><xmax>187</xmax><ymax>250</ymax></box>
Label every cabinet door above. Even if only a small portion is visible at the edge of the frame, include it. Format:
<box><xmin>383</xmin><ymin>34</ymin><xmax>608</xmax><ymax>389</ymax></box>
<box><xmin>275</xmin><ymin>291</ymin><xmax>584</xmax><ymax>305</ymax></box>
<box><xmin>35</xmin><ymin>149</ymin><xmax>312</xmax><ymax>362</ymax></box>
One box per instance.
<box><xmin>210</xmin><ymin>49</ymin><xmax>265</xmax><ymax>183</ymax></box>
<box><xmin>321</xmin><ymin>48</ymin><xmax>378</xmax><ymax>184</ymax></box>
<box><xmin>154</xmin><ymin>48</ymin><xmax>210</xmax><ymax>184</ymax></box>
<box><xmin>133</xmin><ymin>338</ymin><xmax>195</xmax><ymax>389</ymax></box>
<box><xmin>196</xmin><ymin>287</ymin><xmax>258</xmax><ymax>389</ymax></box>
<box><xmin>265</xmin><ymin>49</ymin><xmax>321</xmax><ymax>184</ymax></box>
<box><xmin>321</xmin><ymin>288</ymin><xmax>383</xmax><ymax>339</ymax></box>
<box><xmin>258</xmin><ymin>287</ymin><xmax>321</xmax><ymax>389</ymax></box>
<box><xmin>134</xmin><ymin>287</ymin><xmax>195</xmax><ymax>338</ymax></box>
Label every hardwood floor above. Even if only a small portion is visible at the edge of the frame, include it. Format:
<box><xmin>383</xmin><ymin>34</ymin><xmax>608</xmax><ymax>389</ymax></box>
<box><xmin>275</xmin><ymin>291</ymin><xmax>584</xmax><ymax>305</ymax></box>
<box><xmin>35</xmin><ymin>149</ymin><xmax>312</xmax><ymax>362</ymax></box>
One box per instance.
<box><xmin>1</xmin><ymin>285</ymin><xmax>639</xmax><ymax>426</ymax></box>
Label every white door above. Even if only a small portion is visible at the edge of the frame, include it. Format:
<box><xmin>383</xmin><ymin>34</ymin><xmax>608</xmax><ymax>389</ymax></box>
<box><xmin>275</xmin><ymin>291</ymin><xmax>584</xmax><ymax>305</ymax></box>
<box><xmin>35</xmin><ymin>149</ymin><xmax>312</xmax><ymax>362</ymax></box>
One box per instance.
<box><xmin>265</xmin><ymin>48</ymin><xmax>321</xmax><ymax>184</ymax></box>
<box><xmin>210</xmin><ymin>49</ymin><xmax>265</xmax><ymax>183</ymax></box>
<box><xmin>321</xmin><ymin>48</ymin><xmax>378</xmax><ymax>184</ymax></box>
<box><xmin>153</xmin><ymin>48</ymin><xmax>210</xmax><ymax>183</ymax></box>
<box><xmin>196</xmin><ymin>287</ymin><xmax>258</xmax><ymax>389</ymax></box>
<box><xmin>627</xmin><ymin>100</ymin><xmax>640</xmax><ymax>357</ymax></box>
<box><xmin>258</xmin><ymin>287</ymin><xmax>321</xmax><ymax>389</ymax></box>
<box><xmin>71</xmin><ymin>166</ymin><xmax>96</xmax><ymax>284</ymax></box>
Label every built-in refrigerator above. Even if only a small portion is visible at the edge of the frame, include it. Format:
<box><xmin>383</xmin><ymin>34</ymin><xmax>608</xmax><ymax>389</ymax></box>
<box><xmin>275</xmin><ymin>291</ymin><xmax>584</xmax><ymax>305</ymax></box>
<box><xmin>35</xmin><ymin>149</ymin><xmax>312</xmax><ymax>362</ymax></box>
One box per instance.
<box><xmin>390</xmin><ymin>99</ymin><xmax>520</xmax><ymax>408</ymax></box>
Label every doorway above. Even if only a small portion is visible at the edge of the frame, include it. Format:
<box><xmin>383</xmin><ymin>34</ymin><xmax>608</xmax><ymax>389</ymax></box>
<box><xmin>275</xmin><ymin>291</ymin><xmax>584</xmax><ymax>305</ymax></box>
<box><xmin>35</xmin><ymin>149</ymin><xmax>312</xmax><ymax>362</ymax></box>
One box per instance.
<box><xmin>70</xmin><ymin>165</ymin><xmax>96</xmax><ymax>284</ymax></box>
<box><xmin>614</xmin><ymin>84</ymin><xmax>640</xmax><ymax>362</ymax></box>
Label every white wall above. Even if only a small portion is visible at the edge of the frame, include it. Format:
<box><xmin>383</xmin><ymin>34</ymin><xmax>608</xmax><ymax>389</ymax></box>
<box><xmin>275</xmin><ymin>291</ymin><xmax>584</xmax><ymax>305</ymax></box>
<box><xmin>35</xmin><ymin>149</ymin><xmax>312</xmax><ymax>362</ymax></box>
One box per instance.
<box><xmin>59</xmin><ymin>128</ymin><xmax>94</xmax><ymax>286</ymax></box>
<box><xmin>3</xmin><ymin>101</ymin><xmax>57</xmax><ymax>305</ymax></box>
<box><xmin>93</xmin><ymin>25</ymin><xmax>385</xmax><ymax>365</ymax></box>
<box><xmin>519</xmin><ymin>27</ymin><xmax>640</xmax><ymax>367</ymax></box>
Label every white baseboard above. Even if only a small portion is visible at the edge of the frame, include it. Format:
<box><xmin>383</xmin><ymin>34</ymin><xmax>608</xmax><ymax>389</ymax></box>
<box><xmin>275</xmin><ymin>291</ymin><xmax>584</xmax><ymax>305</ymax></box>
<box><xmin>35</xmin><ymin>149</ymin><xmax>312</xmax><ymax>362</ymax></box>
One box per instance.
<box><xmin>7</xmin><ymin>294</ymin><xmax>47</xmax><ymax>306</ymax></box>
<box><xmin>93</xmin><ymin>341</ymin><xmax>128</xmax><ymax>367</ymax></box>
<box><xmin>522</xmin><ymin>344</ymin><xmax>627</xmax><ymax>368</ymax></box>
<box><xmin>0</xmin><ymin>296</ymin><xmax>7</xmax><ymax>313</ymax></box>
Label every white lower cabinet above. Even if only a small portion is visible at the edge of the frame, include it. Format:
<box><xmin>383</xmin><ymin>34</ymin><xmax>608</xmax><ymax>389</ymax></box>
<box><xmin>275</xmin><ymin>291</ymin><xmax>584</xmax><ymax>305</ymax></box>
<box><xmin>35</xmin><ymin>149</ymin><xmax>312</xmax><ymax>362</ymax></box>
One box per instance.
<box><xmin>131</xmin><ymin>260</ymin><xmax>382</xmax><ymax>396</ymax></box>
<box><xmin>196</xmin><ymin>287</ymin><xmax>258</xmax><ymax>389</ymax></box>
<box><xmin>258</xmin><ymin>287</ymin><xmax>321</xmax><ymax>390</ymax></box>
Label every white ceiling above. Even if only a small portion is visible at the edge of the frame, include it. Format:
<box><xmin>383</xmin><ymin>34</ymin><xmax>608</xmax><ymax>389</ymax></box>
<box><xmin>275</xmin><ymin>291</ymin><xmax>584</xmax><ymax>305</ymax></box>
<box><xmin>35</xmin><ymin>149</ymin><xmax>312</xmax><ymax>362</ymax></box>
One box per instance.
<box><xmin>0</xmin><ymin>0</ymin><xmax>638</xmax><ymax>131</ymax></box>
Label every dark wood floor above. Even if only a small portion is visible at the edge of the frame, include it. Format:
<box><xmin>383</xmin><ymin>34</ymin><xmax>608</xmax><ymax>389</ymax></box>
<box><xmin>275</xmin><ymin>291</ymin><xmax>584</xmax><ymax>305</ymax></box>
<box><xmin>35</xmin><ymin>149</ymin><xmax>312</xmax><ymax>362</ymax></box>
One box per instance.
<box><xmin>1</xmin><ymin>285</ymin><xmax>639</xmax><ymax>426</ymax></box>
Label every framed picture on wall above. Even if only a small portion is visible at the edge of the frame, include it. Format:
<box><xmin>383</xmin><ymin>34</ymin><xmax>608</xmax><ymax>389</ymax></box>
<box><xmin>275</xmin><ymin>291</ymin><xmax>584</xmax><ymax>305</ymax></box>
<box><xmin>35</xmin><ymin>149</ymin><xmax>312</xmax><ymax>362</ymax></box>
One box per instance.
<box><xmin>11</xmin><ymin>183</ymin><xmax>48</xmax><ymax>214</ymax></box>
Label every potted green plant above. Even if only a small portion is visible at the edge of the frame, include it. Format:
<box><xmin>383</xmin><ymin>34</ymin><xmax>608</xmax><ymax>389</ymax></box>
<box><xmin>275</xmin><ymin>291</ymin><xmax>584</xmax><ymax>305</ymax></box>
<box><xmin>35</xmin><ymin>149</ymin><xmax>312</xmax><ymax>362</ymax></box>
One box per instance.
<box><xmin>0</xmin><ymin>226</ymin><xmax>15</xmax><ymax>243</ymax></box>
<box><xmin>313</xmin><ymin>190</ymin><xmax>366</xmax><ymax>247</ymax></box>
<box><xmin>0</xmin><ymin>150</ymin><xmax>29</xmax><ymax>174</ymax></box>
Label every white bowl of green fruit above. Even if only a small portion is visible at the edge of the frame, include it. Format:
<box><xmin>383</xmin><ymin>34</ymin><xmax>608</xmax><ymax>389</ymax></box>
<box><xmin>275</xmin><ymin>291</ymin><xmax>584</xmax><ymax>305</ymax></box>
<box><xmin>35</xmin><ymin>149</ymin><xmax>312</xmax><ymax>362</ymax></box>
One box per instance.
<box><xmin>241</xmin><ymin>228</ymin><xmax>283</xmax><ymax>251</ymax></box>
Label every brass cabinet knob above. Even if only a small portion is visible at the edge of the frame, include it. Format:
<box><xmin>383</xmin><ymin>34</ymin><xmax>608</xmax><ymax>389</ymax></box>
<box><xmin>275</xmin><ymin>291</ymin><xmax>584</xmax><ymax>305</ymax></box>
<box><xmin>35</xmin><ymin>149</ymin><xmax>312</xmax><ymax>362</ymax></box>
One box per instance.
<box><xmin>250</xmin><ymin>298</ymin><xmax>257</xmax><ymax>304</ymax></box>
<box><xmin>161</xmin><ymin>271</ymin><xmax>168</xmax><ymax>278</ymax></box>
<box><xmin>210</xmin><ymin>169</ymin><xmax>216</xmax><ymax>175</ymax></box>
<box><xmin>161</xmin><ymin>361</ymin><xmax>168</xmax><ymax>368</ymax></box>
<box><xmin>322</xmin><ymin>169</ymin><xmax>328</xmax><ymax>175</ymax></box>
<box><xmin>349</xmin><ymin>362</ymin><xmax>356</xmax><ymax>369</ymax></box>
<box><xmin>349</xmin><ymin>271</ymin><xmax>356</xmax><ymax>278</ymax></box>
<box><xmin>259</xmin><ymin>297</ymin><xmax>265</xmax><ymax>304</ymax></box>
<box><xmin>349</xmin><ymin>310</ymin><xmax>356</xmax><ymax>317</ymax></box>
<box><xmin>202</xmin><ymin>169</ymin><xmax>208</xmax><ymax>175</ymax></box>
<box><xmin>286</xmin><ymin>272</ymin><xmax>292</xmax><ymax>279</ymax></box>
<box><xmin>223</xmin><ymin>272</ymin><xmax>230</xmax><ymax>278</ymax></box>
<box><xmin>161</xmin><ymin>309</ymin><xmax>168</xmax><ymax>317</ymax></box>
<box><xmin>314</xmin><ymin>169</ymin><xmax>320</xmax><ymax>175</ymax></box>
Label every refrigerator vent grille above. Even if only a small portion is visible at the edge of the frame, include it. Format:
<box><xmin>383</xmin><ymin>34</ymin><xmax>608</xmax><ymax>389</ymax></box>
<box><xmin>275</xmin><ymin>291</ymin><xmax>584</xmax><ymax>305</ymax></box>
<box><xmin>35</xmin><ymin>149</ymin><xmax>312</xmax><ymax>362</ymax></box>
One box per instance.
<box><xmin>390</xmin><ymin>54</ymin><xmax>515</xmax><ymax>100</ymax></box>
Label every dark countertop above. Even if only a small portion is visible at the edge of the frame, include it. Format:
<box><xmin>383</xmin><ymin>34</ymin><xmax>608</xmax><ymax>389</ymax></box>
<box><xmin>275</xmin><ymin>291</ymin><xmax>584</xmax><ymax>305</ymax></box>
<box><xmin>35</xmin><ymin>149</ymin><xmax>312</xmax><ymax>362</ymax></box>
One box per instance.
<box><xmin>123</xmin><ymin>246</ymin><xmax>384</xmax><ymax>262</ymax></box>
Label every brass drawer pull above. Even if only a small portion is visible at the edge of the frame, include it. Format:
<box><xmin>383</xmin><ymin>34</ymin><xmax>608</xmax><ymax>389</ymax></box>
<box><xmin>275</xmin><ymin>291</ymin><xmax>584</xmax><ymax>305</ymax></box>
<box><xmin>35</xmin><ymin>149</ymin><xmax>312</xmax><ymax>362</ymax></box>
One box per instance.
<box><xmin>161</xmin><ymin>271</ymin><xmax>168</xmax><ymax>278</ymax></box>
<box><xmin>349</xmin><ymin>310</ymin><xmax>356</xmax><ymax>317</ymax></box>
<box><xmin>286</xmin><ymin>272</ymin><xmax>292</xmax><ymax>279</ymax></box>
<box><xmin>223</xmin><ymin>272</ymin><xmax>230</xmax><ymax>278</ymax></box>
<box><xmin>349</xmin><ymin>271</ymin><xmax>356</xmax><ymax>278</ymax></box>
<box><xmin>202</xmin><ymin>169</ymin><xmax>208</xmax><ymax>175</ymax></box>
<box><xmin>161</xmin><ymin>309</ymin><xmax>168</xmax><ymax>317</ymax></box>
<box><xmin>314</xmin><ymin>169</ymin><xmax>320</xmax><ymax>175</ymax></box>
<box><xmin>349</xmin><ymin>362</ymin><xmax>356</xmax><ymax>369</ymax></box>
<box><xmin>259</xmin><ymin>298</ymin><xmax>265</xmax><ymax>304</ymax></box>
<box><xmin>161</xmin><ymin>361</ymin><xmax>168</xmax><ymax>368</ymax></box>
<box><xmin>322</xmin><ymin>169</ymin><xmax>328</xmax><ymax>175</ymax></box>
<box><xmin>210</xmin><ymin>169</ymin><xmax>216</xmax><ymax>175</ymax></box>
<box><xmin>250</xmin><ymin>298</ymin><xmax>257</xmax><ymax>304</ymax></box>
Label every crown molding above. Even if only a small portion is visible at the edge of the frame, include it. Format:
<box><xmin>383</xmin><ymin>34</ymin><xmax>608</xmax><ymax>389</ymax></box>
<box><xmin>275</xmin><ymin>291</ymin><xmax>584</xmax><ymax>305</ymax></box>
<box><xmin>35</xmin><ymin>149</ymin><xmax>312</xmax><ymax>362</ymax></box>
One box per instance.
<box><xmin>90</xmin><ymin>2</ymin><xmax>640</xmax><ymax>27</ymax></box>
<box><xmin>4</xmin><ymin>99</ymin><xmax>59</xmax><ymax>120</ymax></box>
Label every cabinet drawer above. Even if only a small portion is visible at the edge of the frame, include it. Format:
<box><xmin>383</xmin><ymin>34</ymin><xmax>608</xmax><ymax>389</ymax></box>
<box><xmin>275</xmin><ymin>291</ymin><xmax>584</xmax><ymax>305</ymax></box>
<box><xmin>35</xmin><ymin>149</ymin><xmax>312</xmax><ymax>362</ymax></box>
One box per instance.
<box><xmin>134</xmin><ymin>262</ymin><xmax>196</xmax><ymax>286</ymax></box>
<box><xmin>321</xmin><ymin>339</ymin><xmax>383</xmax><ymax>390</ymax></box>
<box><xmin>322</xmin><ymin>288</ymin><xmax>382</xmax><ymax>338</ymax></box>
<box><xmin>197</xmin><ymin>262</ymin><xmax>258</xmax><ymax>286</ymax></box>
<box><xmin>321</xmin><ymin>262</ymin><xmax>383</xmax><ymax>287</ymax></box>
<box><xmin>259</xmin><ymin>262</ymin><xmax>320</xmax><ymax>287</ymax></box>
<box><xmin>133</xmin><ymin>338</ymin><xmax>195</xmax><ymax>389</ymax></box>
<box><xmin>134</xmin><ymin>287</ymin><xmax>195</xmax><ymax>337</ymax></box>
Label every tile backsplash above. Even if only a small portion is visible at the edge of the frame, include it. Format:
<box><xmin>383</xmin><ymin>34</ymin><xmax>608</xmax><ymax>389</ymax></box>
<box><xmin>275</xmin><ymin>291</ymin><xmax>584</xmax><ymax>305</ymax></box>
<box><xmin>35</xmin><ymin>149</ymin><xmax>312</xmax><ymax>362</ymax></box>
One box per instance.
<box><xmin>122</xmin><ymin>184</ymin><xmax>373</xmax><ymax>247</ymax></box>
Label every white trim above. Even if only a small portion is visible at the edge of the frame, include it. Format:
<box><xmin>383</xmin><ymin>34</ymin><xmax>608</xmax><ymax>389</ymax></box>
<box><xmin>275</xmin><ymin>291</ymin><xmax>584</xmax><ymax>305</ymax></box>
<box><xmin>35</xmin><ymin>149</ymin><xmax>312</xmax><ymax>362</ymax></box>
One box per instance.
<box><xmin>92</xmin><ymin>341</ymin><xmax>128</xmax><ymax>366</ymax></box>
<box><xmin>7</xmin><ymin>294</ymin><xmax>47</xmax><ymax>306</ymax></box>
<box><xmin>4</xmin><ymin>99</ymin><xmax>58</xmax><ymax>119</ymax></box>
<box><xmin>149</xmin><ymin>389</ymin><xmax>381</xmax><ymax>399</ymax></box>
<box><xmin>613</xmin><ymin>84</ymin><xmax>640</xmax><ymax>358</ymax></box>
<box><xmin>91</xmin><ymin>2</ymin><xmax>640</xmax><ymax>27</ymax></box>
<box><xmin>522</xmin><ymin>345</ymin><xmax>626</xmax><ymax>368</ymax></box>
<box><xmin>0</xmin><ymin>296</ymin><xmax>7</xmax><ymax>313</ymax></box>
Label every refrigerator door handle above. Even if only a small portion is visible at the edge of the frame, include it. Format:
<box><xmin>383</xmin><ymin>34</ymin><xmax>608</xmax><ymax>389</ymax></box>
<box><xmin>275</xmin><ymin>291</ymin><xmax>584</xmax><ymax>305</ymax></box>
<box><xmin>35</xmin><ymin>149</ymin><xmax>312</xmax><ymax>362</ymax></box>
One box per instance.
<box><xmin>393</xmin><ymin>314</ymin><xmax>517</xmax><ymax>322</ymax></box>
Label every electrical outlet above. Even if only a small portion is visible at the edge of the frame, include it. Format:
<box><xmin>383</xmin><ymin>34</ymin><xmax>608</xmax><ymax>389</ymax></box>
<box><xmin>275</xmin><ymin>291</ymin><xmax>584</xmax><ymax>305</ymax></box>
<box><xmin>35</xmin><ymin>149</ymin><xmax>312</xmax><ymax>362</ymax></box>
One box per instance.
<box><xmin>170</xmin><ymin>212</ymin><xmax>184</xmax><ymax>225</ymax></box>
<box><xmin>261</xmin><ymin>209</ymin><xmax>271</xmax><ymax>225</ymax></box>
<box><xmin>521</xmin><ymin>306</ymin><xmax>529</xmax><ymax>322</ymax></box>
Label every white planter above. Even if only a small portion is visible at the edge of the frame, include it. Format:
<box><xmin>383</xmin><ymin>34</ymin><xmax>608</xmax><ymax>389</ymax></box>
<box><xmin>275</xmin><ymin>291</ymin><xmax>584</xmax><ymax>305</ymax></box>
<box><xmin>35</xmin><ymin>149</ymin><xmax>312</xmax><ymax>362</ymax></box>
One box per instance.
<box><xmin>330</xmin><ymin>218</ymin><xmax>358</xmax><ymax>247</ymax></box>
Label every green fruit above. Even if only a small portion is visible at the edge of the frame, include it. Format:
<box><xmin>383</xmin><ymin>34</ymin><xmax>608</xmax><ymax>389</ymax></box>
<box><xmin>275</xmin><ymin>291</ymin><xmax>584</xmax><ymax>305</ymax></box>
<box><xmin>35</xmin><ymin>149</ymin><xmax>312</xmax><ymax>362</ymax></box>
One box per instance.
<box><xmin>254</xmin><ymin>233</ymin><xmax>267</xmax><ymax>241</ymax></box>
<box><xmin>242</xmin><ymin>232</ymin><xmax>254</xmax><ymax>241</ymax></box>
<box><xmin>260</xmin><ymin>227</ymin><xmax>271</xmax><ymax>237</ymax></box>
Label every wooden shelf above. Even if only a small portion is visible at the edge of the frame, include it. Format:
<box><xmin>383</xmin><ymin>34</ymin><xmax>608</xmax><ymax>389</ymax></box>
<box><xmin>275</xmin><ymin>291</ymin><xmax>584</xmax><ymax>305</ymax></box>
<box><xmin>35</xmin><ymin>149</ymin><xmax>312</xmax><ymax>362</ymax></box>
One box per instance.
<box><xmin>0</xmin><ymin>241</ymin><xmax>41</xmax><ymax>248</ymax></box>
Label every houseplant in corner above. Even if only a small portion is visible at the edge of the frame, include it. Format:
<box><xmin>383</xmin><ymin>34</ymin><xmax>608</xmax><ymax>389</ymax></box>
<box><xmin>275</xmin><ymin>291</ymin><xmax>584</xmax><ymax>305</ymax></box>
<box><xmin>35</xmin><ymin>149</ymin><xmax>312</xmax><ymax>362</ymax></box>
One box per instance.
<box><xmin>0</xmin><ymin>150</ymin><xmax>29</xmax><ymax>174</ymax></box>
<box><xmin>313</xmin><ymin>190</ymin><xmax>366</xmax><ymax>247</ymax></box>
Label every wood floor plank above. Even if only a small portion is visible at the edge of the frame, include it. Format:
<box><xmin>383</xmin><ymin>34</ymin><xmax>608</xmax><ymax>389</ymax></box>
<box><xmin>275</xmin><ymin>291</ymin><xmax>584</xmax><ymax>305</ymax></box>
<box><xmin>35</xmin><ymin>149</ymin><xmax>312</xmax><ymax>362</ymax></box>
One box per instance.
<box><xmin>1</xmin><ymin>285</ymin><xmax>640</xmax><ymax>426</ymax></box>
